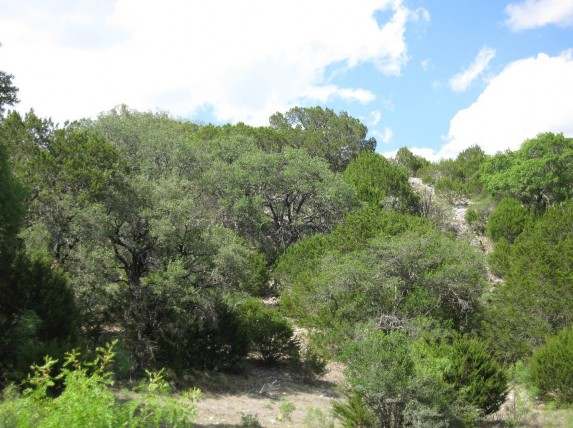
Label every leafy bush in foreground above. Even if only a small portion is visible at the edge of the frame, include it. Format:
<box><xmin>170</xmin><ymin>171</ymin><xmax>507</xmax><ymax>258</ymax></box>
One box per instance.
<box><xmin>0</xmin><ymin>342</ymin><xmax>199</xmax><ymax>427</ymax></box>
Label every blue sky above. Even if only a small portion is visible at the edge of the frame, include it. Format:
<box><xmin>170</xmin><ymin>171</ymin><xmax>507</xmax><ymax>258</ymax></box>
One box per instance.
<box><xmin>1</xmin><ymin>0</ymin><xmax>572</xmax><ymax>160</ymax></box>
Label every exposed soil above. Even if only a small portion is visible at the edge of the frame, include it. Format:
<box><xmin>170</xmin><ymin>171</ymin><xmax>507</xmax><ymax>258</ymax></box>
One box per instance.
<box><xmin>191</xmin><ymin>361</ymin><xmax>343</xmax><ymax>427</ymax></box>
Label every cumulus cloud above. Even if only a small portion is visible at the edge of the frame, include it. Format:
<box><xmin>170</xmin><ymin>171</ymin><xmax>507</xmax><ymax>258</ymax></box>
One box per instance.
<box><xmin>370</xmin><ymin>110</ymin><xmax>382</xmax><ymax>126</ymax></box>
<box><xmin>437</xmin><ymin>51</ymin><xmax>573</xmax><ymax>159</ymax></box>
<box><xmin>373</xmin><ymin>126</ymin><xmax>393</xmax><ymax>144</ymax></box>
<box><xmin>382</xmin><ymin>146</ymin><xmax>440</xmax><ymax>162</ymax></box>
<box><xmin>0</xmin><ymin>0</ymin><xmax>423</xmax><ymax>125</ymax></box>
<box><xmin>449</xmin><ymin>47</ymin><xmax>496</xmax><ymax>93</ymax></box>
<box><xmin>505</xmin><ymin>0</ymin><xmax>573</xmax><ymax>31</ymax></box>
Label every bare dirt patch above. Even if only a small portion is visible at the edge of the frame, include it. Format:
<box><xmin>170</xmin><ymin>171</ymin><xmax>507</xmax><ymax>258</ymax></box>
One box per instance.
<box><xmin>190</xmin><ymin>361</ymin><xmax>344</xmax><ymax>427</ymax></box>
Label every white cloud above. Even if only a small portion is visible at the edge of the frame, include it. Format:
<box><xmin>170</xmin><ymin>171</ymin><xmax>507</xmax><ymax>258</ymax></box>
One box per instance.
<box><xmin>373</xmin><ymin>126</ymin><xmax>393</xmax><ymax>144</ymax></box>
<box><xmin>449</xmin><ymin>47</ymin><xmax>496</xmax><ymax>93</ymax></box>
<box><xmin>420</xmin><ymin>58</ymin><xmax>430</xmax><ymax>71</ymax></box>
<box><xmin>505</xmin><ymin>0</ymin><xmax>573</xmax><ymax>31</ymax></box>
<box><xmin>1</xmin><ymin>0</ymin><xmax>420</xmax><ymax>125</ymax></box>
<box><xmin>436</xmin><ymin>51</ymin><xmax>573</xmax><ymax>159</ymax></box>
<box><xmin>370</xmin><ymin>110</ymin><xmax>382</xmax><ymax>126</ymax></box>
<box><xmin>303</xmin><ymin>86</ymin><xmax>376</xmax><ymax>105</ymax></box>
<box><xmin>382</xmin><ymin>146</ymin><xmax>440</xmax><ymax>162</ymax></box>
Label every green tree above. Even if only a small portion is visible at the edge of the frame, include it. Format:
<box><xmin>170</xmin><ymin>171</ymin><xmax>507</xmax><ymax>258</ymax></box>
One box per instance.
<box><xmin>269</xmin><ymin>106</ymin><xmax>376</xmax><ymax>172</ymax></box>
<box><xmin>481</xmin><ymin>133</ymin><xmax>573</xmax><ymax>211</ymax></box>
<box><xmin>0</xmin><ymin>52</ymin><xmax>19</xmax><ymax>114</ymax></box>
<box><xmin>486</xmin><ymin>197</ymin><xmax>531</xmax><ymax>243</ymax></box>
<box><xmin>343</xmin><ymin>151</ymin><xmax>418</xmax><ymax>212</ymax></box>
<box><xmin>0</xmin><ymin>110</ymin><xmax>55</xmax><ymax>184</ymax></box>
<box><xmin>394</xmin><ymin>146</ymin><xmax>430</xmax><ymax>176</ymax></box>
<box><xmin>206</xmin><ymin>146</ymin><xmax>357</xmax><ymax>260</ymax></box>
<box><xmin>93</xmin><ymin>106</ymin><xmax>201</xmax><ymax>179</ymax></box>
<box><xmin>338</xmin><ymin>329</ymin><xmax>506</xmax><ymax>427</ymax></box>
<box><xmin>530</xmin><ymin>325</ymin><xmax>573</xmax><ymax>404</ymax></box>
<box><xmin>278</xmin><ymin>217</ymin><xmax>486</xmax><ymax>341</ymax></box>
<box><xmin>438</xmin><ymin>335</ymin><xmax>507</xmax><ymax>415</ymax></box>
<box><xmin>0</xmin><ymin>146</ymin><xmax>78</xmax><ymax>383</ymax></box>
<box><xmin>483</xmin><ymin>200</ymin><xmax>573</xmax><ymax>361</ymax></box>
<box><xmin>0</xmin><ymin>144</ymin><xmax>25</xmax><ymax>261</ymax></box>
<box><xmin>420</xmin><ymin>145</ymin><xmax>488</xmax><ymax>201</ymax></box>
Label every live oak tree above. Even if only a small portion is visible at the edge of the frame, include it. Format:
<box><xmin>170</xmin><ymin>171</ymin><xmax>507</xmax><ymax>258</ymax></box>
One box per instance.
<box><xmin>481</xmin><ymin>132</ymin><xmax>573</xmax><ymax>211</ymax></box>
<box><xmin>205</xmin><ymin>145</ymin><xmax>357</xmax><ymax>261</ymax></box>
<box><xmin>269</xmin><ymin>106</ymin><xmax>376</xmax><ymax>172</ymax></box>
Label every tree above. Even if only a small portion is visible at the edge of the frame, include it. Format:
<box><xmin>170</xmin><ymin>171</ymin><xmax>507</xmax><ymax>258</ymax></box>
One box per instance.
<box><xmin>93</xmin><ymin>106</ymin><xmax>201</xmax><ymax>179</ymax></box>
<box><xmin>0</xmin><ymin>145</ymin><xmax>78</xmax><ymax>383</ymax></box>
<box><xmin>486</xmin><ymin>197</ymin><xmax>531</xmax><ymax>243</ymax></box>
<box><xmin>339</xmin><ymin>329</ymin><xmax>503</xmax><ymax>427</ymax></box>
<box><xmin>343</xmin><ymin>151</ymin><xmax>419</xmax><ymax>212</ymax></box>
<box><xmin>278</xmin><ymin>217</ymin><xmax>487</xmax><ymax>341</ymax></box>
<box><xmin>206</xmin><ymin>146</ymin><xmax>357</xmax><ymax>260</ymax></box>
<box><xmin>0</xmin><ymin>46</ymin><xmax>19</xmax><ymax>115</ymax></box>
<box><xmin>530</xmin><ymin>325</ymin><xmax>573</xmax><ymax>404</ymax></box>
<box><xmin>269</xmin><ymin>106</ymin><xmax>376</xmax><ymax>172</ymax></box>
<box><xmin>0</xmin><ymin>144</ymin><xmax>25</xmax><ymax>262</ymax></box>
<box><xmin>0</xmin><ymin>110</ymin><xmax>55</xmax><ymax>183</ymax></box>
<box><xmin>419</xmin><ymin>145</ymin><xmax>488</xmax><ymax>201</ymax></box>
<box><xmin>481</xmin><ymin>133</ymin><xmax>573</xmax><ymax>211</ymax></box>
<box><xmin>483</xmin><ymin>200</ymin><xmax>573</xmax><ymax>361</ymax></box>
<box><xmin>394</xmin><ymin>147</ymin><xmax>429</xmax><ymax>176</ymax></box>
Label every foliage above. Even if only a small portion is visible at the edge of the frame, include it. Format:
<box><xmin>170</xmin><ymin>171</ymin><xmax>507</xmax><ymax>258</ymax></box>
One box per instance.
<box><xmin>338</xmin><ymin>328</ymin><xmax>505</xmax><ymax>427</ymax></box>
<box><xmin>284</xmin><ymin>226</ymin><xmax>486</xmax><ymax>344</ymax></box>
<box><xmin>269</xmin><ymin>106</ymin><xmax>376</xmax><ymax>172</ymax></box>
<box><xmin>288</xmin><ymin>341</ymin><xmax>328</xmax><ymax>382</ymax></box>
<box><xmin>93</xmin><ymin>106</ymin><xmax>200</xmax><ymax>179</ymax></box>
<box><xmin>488</xmin><ymin>238</ymin><xmax>513</xmax><ymax>278</ymax></box>
<box><xmin>206</xmin><ymin>145</ymin><xmax>357</xmax><ymax>261</ymax></box>
<box><xmin>530</xmin><ymin>325</ymin><xmax>573</xmax><ymax>404</ymax></box>
<box><xmin>0</xmin><ymin>342</ymin><xmax>199</xmax><ymax>427</ymax></box>
<box><xmin>464</xmin><ymin>197</ymin><xmax>495</xmax><ymax>235</ymax></box>
<box><xmin>483</xmin><ymin>200</ymin><xmax>573</xmax><ymax>361</ymax></box>
<box><xmin>0</xmin><ymin>69</ymin><xmax>19</xmax><ymax>115</ymax></box>
<box><xmin>481</xmin><ymin>132</ymin><xmax>573</xmax><ymax>211</ymax></box>
<box><xmin>275</xmin><ymin>207</ymin><xmax>431</xmax><ymax>322</ymax></box>
<box><xmin>240</xmin><ymin>412</ymin><xmax>262</xmax><ymax>427</ymax></box>
<box><xmin>332</xmin><ymin>390</ymin><xmax>375</xmax><ymax>427</ymax></box>
<box><xmin>158</xmin><ymin>294</ymin><xmax>250</xmax><ymax>371</ymax></box>
<box><xmin>0</xmin><ymin>143</ymin><xmax>25</xmax><ymax>260</ymax></box>
<box><xmin>340</xmin><ymin>329</ymin><xmax>456</xmax><ymax>427</ymax></box>
<box><xmin>419</xmin><ymin>145</ymin><xmax>488</xmax><ymax>200</ymax></box>
<box><xmin>343</xmin><ymin>151</ymin><xmax>419</xmax><ymax>212</ymax></box>
<box><xmin>436</xmin><ymin>335</ymin><xmax>508</xmax><ymax>415</ymax></box>
<box><xmin>486</xmin><ymin>197</ymin><xmax>531</xmax><ymax>243</ymax></box>
<box><xmin>304</xmin><ymin>406</ymin><xmax>336</xmax><ymax>428</ymax></box>
<box><xmin>394</xmin><ymin>146</ymin><xmax>430</xmax><ymax>176</ymax></box>
<box><xmin>239</xmin><ymin>298</ymin><xmax>299</xmax><ymax>364</ymax></box>
<box><xmin>0</xmin><ymin>254</ymin><xmax>78</xmax><ymax>384</ymax></box>
<box><xmin>277</xmin><ymin>399</ymin><xmax>296</xmax><ymax>422</ymax></box>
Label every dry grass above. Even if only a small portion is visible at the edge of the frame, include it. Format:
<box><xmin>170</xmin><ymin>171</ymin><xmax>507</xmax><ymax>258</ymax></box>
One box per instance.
<box><xmin>186</xmin><ymin>360</ymin><xmax>343</xmax><ymax>427</ymax></box>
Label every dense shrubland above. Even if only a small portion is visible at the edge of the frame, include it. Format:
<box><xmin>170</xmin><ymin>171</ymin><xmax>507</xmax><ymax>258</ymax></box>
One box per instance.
<box><xmin>1</xmin><ymin>66</ymin><xmax>573</xmax><ymax>426</ymax></box>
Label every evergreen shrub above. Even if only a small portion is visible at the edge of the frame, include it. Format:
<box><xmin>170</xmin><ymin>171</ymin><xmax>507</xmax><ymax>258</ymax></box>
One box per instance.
<box><xmin>530</xmin><ymin>325</ymin><xmax>573</xmax><ymax>404</ymax></box>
